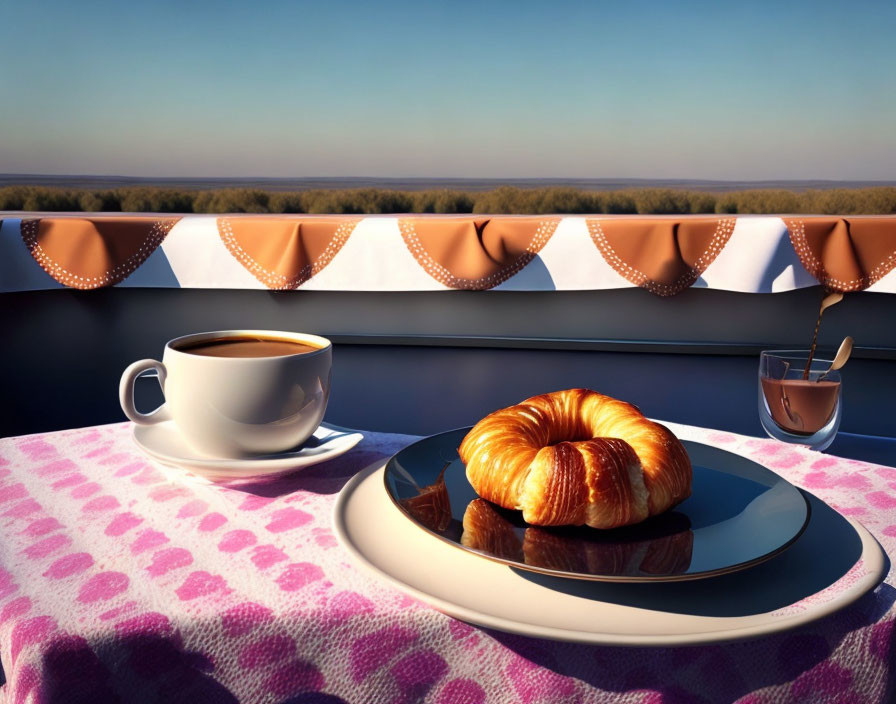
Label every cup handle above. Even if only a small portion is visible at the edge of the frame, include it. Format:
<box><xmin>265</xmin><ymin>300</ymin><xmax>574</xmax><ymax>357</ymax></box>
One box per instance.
<box><xmin>119</xmin><ymin>359</ymin><xmax>172</xmax><ymax>425</ymax></box>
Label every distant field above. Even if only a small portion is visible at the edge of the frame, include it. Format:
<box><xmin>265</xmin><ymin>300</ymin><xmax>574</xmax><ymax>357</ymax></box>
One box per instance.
<box><xmin>4</xmin><ymin>174</ymin><xmax>896</xmax><ymax>193</ymax></box>
<box><xmin>1</xmin><ymin>182</ymin><xmax>895</xmax><ymax>215</ymax></box>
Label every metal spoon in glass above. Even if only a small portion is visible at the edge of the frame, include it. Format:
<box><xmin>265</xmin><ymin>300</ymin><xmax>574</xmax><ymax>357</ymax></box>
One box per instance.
<box><xmin>817</xmin><ymin>336</ymin><xmax>854</xmax><ymax>382</ymax></box>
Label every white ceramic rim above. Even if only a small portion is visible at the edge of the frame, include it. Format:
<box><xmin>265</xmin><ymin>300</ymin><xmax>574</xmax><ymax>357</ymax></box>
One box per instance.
<box><xmin>165</xmin><ymin>329</ymin><xmax>331</xmax><ymax>361</ymax></box>
<box><xmin>333</xmin><ymin>463</ymin><xmax>887</xmax><ymax>646</ymax></box>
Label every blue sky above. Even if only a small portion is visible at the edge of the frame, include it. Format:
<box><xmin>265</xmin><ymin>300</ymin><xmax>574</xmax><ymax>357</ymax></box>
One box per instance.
<box><xmin>2</xmin><ymin>0</ymin><xmax>894</xmax><ymax>179</ymax></box>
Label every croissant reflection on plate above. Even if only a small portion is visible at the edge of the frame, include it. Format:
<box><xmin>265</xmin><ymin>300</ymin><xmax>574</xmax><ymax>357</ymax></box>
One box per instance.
<box><xmin>461</xmin><ymin>498</ymin><xmax>524</xmax><ymax>562</ymax></box>
<box><xmin>461</xmin><ymin>499</ymin><xmax>694</xmax><ymax>576</ymax></box>
<box><xmin>398</xmin><ymin>464</ymin><xmax>452</xmax><ymax>533</ymax></box>
<box><xmin>459</xmin><ymin>389</ymin><xmax>692</xmax><ymax>529</ymax></box>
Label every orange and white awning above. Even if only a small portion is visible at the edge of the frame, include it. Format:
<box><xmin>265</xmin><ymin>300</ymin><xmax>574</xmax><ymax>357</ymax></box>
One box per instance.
<box><xmin>1</xmin><ymin>214</ymin><xmax>894</xmax><ymax>294</ymax></box>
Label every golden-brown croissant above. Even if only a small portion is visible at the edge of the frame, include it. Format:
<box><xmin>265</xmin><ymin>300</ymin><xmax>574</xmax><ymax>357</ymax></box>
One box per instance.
<box><xmin>458</xmin><ymin>389</ymin><xmax>691</xmax><ymax>529</ymax></box>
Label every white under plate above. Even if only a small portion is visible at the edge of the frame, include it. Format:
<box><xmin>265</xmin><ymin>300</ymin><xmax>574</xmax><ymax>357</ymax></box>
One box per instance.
<box><xmin>134</xmin><ymin>422</ymin><xmax>362</xmax><ymax>482</ymax></box>
<box><xmin>334</xmin><ymin>463</ymin><xmax>886</xmax><ymax>646</ymax></box>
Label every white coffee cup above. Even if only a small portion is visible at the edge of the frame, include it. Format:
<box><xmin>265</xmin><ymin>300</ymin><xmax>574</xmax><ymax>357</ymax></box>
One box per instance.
<box><xmin>119</xmin><ymin>330</ymin><xmax>332</xmax><ymax>458</ymax></box>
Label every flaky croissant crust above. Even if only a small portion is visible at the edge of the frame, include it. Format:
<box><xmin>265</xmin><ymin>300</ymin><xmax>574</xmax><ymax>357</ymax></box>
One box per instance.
<box><xmin>458</xmin><ymin>389</ymin><xmax>692</xmax><ymax>529</ymax></box>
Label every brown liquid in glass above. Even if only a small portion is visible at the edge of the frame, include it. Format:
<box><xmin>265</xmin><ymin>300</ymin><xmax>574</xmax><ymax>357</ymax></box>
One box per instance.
<box><xmin>760</xmin><ymin>377</ymin><xmax>840</xmax><ymax>435</ymax></box>
<box><xmin>177</xmin><ymin>337</ymin><xmax>321</xmax><ymax>358</ymax></box>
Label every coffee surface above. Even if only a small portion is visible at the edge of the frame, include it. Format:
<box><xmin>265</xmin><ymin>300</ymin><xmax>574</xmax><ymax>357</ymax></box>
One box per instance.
<box><xmin>178</xmin><ymin>337</ymin><xmax>321</xmax><ymax>358</ymax></box>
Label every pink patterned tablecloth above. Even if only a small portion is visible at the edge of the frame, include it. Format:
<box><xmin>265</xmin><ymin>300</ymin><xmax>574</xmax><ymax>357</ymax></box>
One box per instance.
<box><xmin>0</xmin><ymin>422</ymin><xmax>893</xmax><ymax>704</ymax></box>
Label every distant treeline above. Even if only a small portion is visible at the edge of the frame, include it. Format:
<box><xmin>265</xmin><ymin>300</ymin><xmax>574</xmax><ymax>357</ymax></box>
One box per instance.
<box><xmin>1</xmin><ymin>185</ymin><xmax>895</xmax><ymax>215</ymax></box>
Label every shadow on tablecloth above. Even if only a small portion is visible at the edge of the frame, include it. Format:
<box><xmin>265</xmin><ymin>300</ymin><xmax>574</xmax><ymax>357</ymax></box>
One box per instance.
<box><xmin>26</xmin><ymin>630</ymin><xmax>354</xmax><ymax>704</ymax></box>
<box><xmin>210</xmin><ymin>449</ymin><xmax>394</xmax><ymax>499</ymax></box>
<box><xmin>486</xmin><ymin>583</ymin><xmax>896</xmax><ymax>703</ymax></box>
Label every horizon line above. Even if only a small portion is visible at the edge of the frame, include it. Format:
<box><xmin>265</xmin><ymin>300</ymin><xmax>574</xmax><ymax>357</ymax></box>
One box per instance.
<box><xmin>3</xmin><ymin>173</ymin><xmax>896</xmax><ymax>185</ymax></box>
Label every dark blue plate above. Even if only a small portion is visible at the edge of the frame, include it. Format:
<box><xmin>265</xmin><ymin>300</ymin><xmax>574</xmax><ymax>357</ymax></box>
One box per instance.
<box><xmin>384</xmin><ymin>428</ymin><xmax>810</xmax><ymax>582</ymax></box>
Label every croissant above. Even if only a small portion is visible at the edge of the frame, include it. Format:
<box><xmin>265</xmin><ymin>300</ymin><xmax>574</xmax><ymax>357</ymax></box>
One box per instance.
<box><xmin>458</xmin><ymin>389</ymin><xmax>691</xmax><ymax>530</ymax></box>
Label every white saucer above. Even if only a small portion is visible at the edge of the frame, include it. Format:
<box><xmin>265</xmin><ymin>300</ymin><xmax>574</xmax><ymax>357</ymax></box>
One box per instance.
<box><xmin>133</xmin><ymin>422</ymin><xmax>363</xmax><ymax>482</ymax></box>
<box><xmin>334</xmin><ymin>463</ymin><xmax>886</xmax><ymax>646</ymax></box>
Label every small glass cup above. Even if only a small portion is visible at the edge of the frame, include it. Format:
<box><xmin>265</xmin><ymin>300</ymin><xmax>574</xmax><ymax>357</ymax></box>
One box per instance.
<box><xmin>758</xmin><ymin>350</ymin><xmax>842</xmax><ymax>452</ymax></box>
